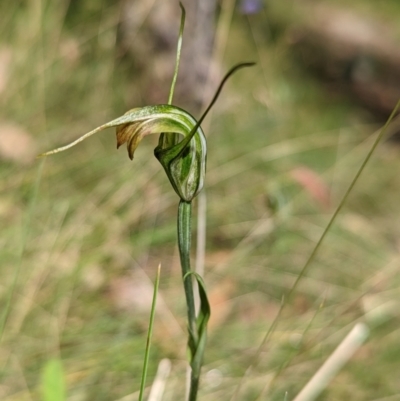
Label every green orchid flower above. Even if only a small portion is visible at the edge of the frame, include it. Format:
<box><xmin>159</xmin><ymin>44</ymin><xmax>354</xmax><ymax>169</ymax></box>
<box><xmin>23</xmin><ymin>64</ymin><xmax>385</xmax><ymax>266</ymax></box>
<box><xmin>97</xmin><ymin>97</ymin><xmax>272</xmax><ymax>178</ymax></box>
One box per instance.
<box><xmin>39</xmin><ymin>63</ymin><xmax>254</xmax><ymax>202</ymax></box>
<box><xmin>39</xmin><ymin>0</ymin><xmax>254</xmax><ymax>204</ymax></box>
<box><xmin>40</xmin><ymin>104</ymin><xmax>206</xmax><ymax>202</ymax></box>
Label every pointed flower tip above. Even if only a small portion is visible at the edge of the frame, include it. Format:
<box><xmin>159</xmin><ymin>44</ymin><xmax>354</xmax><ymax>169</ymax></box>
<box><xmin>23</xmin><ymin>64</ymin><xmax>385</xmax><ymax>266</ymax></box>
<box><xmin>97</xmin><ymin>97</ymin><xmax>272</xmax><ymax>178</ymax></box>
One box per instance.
<box><xmin>37</xmin><ymin>149</ymin><xmax>59</xmax><ymax>158</ymax></box>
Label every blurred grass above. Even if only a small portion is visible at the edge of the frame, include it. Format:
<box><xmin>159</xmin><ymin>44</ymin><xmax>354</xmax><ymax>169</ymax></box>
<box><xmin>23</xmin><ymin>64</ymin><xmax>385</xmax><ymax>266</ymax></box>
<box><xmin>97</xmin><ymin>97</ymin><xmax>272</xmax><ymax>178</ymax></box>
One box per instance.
<box><xmin>1</xmin><ymin>0</ymin><xmax>400</xmax><ymax>400</ymax></box>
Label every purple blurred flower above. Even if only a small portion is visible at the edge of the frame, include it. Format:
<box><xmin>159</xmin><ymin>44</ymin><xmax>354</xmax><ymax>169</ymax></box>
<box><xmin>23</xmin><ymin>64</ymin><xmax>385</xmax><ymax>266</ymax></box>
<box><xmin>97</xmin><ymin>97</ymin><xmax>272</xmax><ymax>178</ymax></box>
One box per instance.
<box><xmin>239</xmin><ymin>0</ymin><xmax>263</xmax><ymax>15</ymax></box>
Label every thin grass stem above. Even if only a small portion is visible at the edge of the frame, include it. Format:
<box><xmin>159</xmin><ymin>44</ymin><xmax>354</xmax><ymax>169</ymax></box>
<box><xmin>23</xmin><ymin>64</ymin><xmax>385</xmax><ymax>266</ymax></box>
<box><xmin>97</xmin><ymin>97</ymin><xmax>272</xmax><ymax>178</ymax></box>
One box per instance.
<box><xmin>138</xmin><ymin>264</ymin><xmax>161</xmax><ymax>401</ymax></box>
<box><xmin>168</xmin><ymin>3</ymin><xmax>185</xmax><ymax>105</ymax></box>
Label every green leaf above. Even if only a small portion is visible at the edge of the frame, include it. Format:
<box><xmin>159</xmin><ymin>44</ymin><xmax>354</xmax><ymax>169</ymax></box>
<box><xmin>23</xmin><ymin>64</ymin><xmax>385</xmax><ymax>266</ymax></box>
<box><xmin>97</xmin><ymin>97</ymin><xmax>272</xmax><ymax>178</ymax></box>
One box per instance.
<box><xmin>192</xmin><ymin>273</ymin><xmax>210</xmax><ymax>375</ymax></box>
<box><xmin>183</xmin><ymin>271</ymin><xmax>211</xmax><ymax>376</ymax></box>
<box><xmin>41</xmin><ymin>358</ymin><xmax>66</xmax><ymax>401</ymax></box>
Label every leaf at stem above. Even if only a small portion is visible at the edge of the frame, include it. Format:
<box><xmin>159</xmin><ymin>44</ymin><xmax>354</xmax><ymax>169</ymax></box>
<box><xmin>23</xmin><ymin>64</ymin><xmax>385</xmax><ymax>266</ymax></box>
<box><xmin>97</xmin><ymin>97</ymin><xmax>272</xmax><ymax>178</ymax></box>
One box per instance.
<box><xmin>183</xmin><ymin>271</ymin><xmax>211</xmax><ymax>375</ymax></box>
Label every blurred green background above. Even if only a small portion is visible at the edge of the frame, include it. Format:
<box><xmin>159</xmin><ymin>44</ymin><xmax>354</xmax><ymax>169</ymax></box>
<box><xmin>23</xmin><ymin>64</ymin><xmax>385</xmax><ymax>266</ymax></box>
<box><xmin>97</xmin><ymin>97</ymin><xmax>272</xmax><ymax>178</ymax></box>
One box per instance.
<box><xmin>1</xmin><ymin>0</ymin><xmax>400</xmax><ymax>400</ymax></box>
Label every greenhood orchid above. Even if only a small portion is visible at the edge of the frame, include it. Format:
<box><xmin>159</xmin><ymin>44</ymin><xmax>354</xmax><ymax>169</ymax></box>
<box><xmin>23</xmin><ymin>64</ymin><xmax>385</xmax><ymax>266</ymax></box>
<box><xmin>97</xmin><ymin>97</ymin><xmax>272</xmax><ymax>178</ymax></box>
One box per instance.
<box><xmin>39</xmin><ymin>63</ymin><xmax>254</xmax><ymax>202</ymax></box>
<box><xmin>39</xmin><ymin>4</ymin><xmax>254</xmax><ymax>400</ymax></box>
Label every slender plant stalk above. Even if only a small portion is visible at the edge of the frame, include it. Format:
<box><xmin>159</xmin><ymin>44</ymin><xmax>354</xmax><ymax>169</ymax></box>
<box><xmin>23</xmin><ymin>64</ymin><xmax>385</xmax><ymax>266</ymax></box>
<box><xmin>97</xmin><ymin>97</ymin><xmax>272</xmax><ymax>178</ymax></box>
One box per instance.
<box><xmin>168</xmin><ymin>7</ymin><xmax>202</xmax><ymax>400</ymax></box>
<box><xmin>167</xmin><ymin>8</ymin><xmax>201</xmax><ymax>397</ymax></box>
<box><xmin>188</xmin><ymin>373</ymin><xmax>200</xmax><ymax>401</ymax></box>
<box><xmin>138</xmin><ymin>264</ymin><xmax>161</xmax><ymax>401</ymax></box>
<box><xmin>177</xmin><ymin>200</ymin><xmax>200</xmax><ymax>401</ymax></box>
<box><xmin>177</xmin><ymin>201</ymin><xmax>197</xmax><ymax>340</ymax></box>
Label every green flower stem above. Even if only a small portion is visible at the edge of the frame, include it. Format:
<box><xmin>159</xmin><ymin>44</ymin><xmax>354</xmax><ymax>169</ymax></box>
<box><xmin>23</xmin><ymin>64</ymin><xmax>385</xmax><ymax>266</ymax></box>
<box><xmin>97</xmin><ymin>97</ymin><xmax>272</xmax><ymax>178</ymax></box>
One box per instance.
<box><xmin>178</xmin><ymin>200</ymin><xmax>197</xmax><ymax>341</ymax></box>
<box><xmin>177</xmin><ymin>200</ymin><xmax>200</xmax><ymax>401</ymax></box>
<box><xmin>189</xmin><ymin>374</ymin><xmax>200</xmax><ymax>401</ymax></box>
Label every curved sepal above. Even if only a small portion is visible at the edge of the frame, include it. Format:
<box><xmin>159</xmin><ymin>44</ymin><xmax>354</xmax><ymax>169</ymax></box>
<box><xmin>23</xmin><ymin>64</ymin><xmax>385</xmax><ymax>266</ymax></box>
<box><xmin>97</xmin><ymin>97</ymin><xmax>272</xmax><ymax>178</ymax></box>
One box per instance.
<box><xmin>39</xmin><ymin>104</ymin><xmax>206</xmax><ymax>202</ymax></box>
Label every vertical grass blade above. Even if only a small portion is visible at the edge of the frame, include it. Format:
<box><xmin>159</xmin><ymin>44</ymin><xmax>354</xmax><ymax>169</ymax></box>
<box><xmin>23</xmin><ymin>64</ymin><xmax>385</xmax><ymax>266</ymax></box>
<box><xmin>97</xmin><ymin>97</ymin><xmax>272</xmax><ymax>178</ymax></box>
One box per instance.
<box><xmin>168</xmin><ymin>2</ymin><xmax>186</xmax><ymax>105</ymax></box>
<box><xmin>138</xmin><ymin>264</ymin><xmax>161</xmax><ymax>401</ymax></box>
